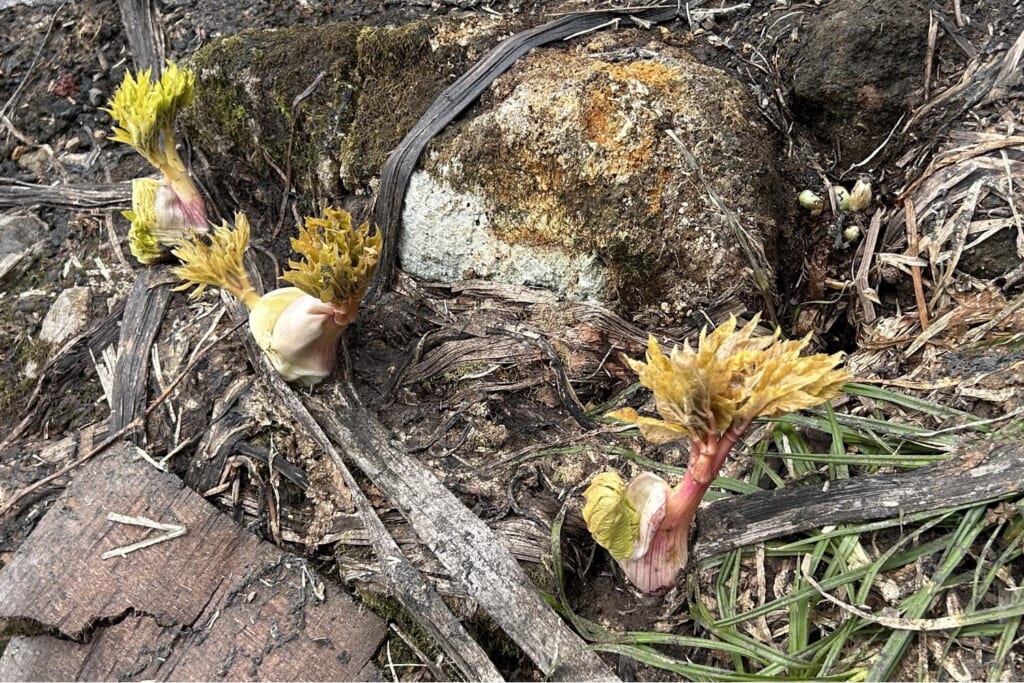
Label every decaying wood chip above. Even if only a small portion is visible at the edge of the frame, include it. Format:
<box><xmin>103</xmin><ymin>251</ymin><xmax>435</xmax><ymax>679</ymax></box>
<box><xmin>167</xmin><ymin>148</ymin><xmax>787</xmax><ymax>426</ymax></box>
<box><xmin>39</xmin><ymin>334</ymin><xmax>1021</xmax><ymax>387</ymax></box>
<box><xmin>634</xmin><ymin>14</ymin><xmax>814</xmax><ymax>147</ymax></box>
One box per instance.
<box><xmin>694</xmin><ymin>438</ymin><xmax>1024</xmax><ymax>560</ymax></box>
<box><xmin>0</xmin><ymin>446</ymin><xmax>385</xmax><ymax>681</ymax></box>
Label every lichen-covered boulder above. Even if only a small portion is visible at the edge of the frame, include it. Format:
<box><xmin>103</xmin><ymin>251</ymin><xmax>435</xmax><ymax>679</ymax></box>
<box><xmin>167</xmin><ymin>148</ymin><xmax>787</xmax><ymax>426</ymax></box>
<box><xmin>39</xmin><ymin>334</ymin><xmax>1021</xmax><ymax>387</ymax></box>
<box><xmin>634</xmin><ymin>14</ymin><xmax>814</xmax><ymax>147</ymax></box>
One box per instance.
<box><xmin>405</xmin><ymin>45</ymin><xmax>783</xmax><ymax>311</ymax></box>
<box><xmin>184</xmin><ymin>19</ymin><xmax>784</xmax><ymax>315</ymax></box>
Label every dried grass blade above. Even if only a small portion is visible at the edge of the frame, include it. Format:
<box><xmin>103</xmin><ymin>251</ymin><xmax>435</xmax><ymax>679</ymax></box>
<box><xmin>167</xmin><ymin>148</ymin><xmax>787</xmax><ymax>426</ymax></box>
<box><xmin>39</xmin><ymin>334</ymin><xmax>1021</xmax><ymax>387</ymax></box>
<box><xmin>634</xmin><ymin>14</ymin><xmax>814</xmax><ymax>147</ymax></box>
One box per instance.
<box><xmin>904</xmin><ymin>198</ymin><xmax>930</xmax><ymax>330</ymax></box>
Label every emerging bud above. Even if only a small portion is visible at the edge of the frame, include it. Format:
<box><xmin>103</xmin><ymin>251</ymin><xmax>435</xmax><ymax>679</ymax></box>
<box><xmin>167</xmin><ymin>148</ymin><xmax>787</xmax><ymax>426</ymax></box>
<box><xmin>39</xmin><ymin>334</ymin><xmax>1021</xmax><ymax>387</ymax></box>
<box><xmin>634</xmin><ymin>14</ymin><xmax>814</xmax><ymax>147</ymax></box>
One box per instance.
<box><xmin>798</xmin><ymin>189</ymin><xmax>824</xmax><ymax>215</ymax></box>
<box><xmin>172</xmin><ymin>208</ymin><xmax>380</xmax><ymax>387</ymax></box>
<box><xmin>248</xmin><ymin>288</ymin><xmax>350</xmax><ymax>386</ymax></box>
<box><xmin>124</xmin><ymin>177</ymin><xmax>208</xmax><ymax>263</ymax></box>
<box><xmin>106</xmin><ymin>62</ymin><xmax>207</xmax><ymax>264</ymax></box>
<box><xmin>594</xmin><ymin>316</ymin><xmax>851</xmax><ymax>591</ymax></box>
<box><xmin>841</xmin><ymin>178</ymin><xmax>872</xmax><ymax>212</ymax></box>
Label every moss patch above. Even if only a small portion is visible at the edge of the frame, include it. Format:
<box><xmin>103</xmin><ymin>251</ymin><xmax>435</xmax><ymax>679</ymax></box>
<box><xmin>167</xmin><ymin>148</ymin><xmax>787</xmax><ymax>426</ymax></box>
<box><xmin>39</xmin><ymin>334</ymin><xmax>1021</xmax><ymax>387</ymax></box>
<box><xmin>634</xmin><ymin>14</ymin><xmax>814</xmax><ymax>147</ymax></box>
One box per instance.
<box><xmin>185</xmin><ymin>23</ymin><xmax>362</xmax><ymax>215</ymax></box>
<box><xmin>184</xmin><ymin>15</ymin><xmax>510</xmax><ymax>221</ymax></box>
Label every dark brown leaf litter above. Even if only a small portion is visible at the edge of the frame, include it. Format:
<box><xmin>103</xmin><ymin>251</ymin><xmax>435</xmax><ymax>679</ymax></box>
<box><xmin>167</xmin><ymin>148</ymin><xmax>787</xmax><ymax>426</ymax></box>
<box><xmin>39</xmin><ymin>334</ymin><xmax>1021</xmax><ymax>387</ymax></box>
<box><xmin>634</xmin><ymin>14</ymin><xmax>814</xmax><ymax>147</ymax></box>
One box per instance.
<box><xmin>0</xmin><ymin>442</ymin><xmax>385</xmax><ymax>681</ymax></box>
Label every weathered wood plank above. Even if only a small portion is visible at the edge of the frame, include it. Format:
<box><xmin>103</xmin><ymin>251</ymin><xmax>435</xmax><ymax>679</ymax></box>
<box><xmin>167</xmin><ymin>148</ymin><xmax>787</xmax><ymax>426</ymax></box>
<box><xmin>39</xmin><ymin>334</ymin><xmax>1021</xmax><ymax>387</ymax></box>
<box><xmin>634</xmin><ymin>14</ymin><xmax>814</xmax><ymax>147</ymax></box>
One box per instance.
<box><xmin>110</xmin><ymin>268</ymin><xmax>171</xmax><ymax>438</ymax></box>
<box><xmin>0</xmin><ymin>444</ymin><xmax>385</xmax><ymax>681</ymax></box>
<box><xmin>308</xmin><ymin>380</ymin><xmax>618</xmax><ymax>681</ymax></box>
<box><xmin>694</xmin><ymin>439</ymin><xmax>1024</xmax><ymax>559</ymax></box>
<box><xmin>0</xmin><ymin>180</ymin><xmax>131</xmax><ymax>209</ymax></box>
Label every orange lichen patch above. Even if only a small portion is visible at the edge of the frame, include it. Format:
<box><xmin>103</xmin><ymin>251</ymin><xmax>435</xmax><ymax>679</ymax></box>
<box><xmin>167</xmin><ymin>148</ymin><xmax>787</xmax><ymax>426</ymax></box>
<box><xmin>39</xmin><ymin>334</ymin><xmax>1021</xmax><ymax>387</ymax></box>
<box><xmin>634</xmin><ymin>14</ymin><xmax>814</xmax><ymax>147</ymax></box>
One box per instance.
<box><xmin>580</xmin><ymin>60</ymin><xmax>684</xmax><ymax>176</ymax></box>
<box><xmin>605</xmin><ymin>59</ymin><xmax>681</xmax><ymax>91</ymax></box>
<box><xmin>584</xmin><ymin>87</ymin><xmax>616</xmax><ymax>146</ymax></box>
<box><xmin>581</xmin><ymin>87</ymin><xmax>654</xmax><ymax>177</ymax></box>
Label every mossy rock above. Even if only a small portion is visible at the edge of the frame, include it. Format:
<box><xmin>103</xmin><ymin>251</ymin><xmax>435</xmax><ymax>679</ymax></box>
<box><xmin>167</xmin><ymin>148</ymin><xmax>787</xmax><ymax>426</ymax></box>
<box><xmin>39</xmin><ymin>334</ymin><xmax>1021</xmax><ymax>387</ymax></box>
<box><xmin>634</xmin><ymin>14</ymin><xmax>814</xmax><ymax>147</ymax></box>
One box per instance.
<box><xmin>404</xmin><ymin>42</ymin><xmax>784</xmax><ymax>313</ymax></box>
<box><xmin>185</xmin><ymin>23</ymin><xmax>361</xmax><ymax>214</ymax></box>
<box><xmin>184</xmin><ymin>19</ymin><xmax>784</xmax><ymax>317</ymax></box>
<box><xmin>183</xmin><ymin>15</ymin><xmax>509</xmax><ymax>220</ymax></box>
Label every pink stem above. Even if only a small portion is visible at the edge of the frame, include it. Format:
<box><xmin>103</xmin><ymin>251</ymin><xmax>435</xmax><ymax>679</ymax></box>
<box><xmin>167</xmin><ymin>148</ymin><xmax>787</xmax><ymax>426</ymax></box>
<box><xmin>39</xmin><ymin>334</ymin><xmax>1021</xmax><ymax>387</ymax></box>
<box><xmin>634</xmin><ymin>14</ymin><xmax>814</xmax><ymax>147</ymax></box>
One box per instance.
<box><xmin>621</xmin><ymin>425</ymin><xmax>749</xmax><ymax>592</ymax></box>
<box><xmin>621</xmin><ymin>440</ymin><xmax>716</xmax><ymax>592</ymax></box>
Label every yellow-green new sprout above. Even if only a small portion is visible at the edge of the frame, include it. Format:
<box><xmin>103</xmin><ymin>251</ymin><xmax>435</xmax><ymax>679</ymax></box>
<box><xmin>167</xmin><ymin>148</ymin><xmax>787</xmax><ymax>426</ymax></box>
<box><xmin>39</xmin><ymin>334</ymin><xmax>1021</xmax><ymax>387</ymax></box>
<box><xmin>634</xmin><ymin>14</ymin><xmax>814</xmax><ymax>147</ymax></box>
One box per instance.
<box><xmin>798</xmin><ymin>179</ymin><xmax>872</xmax><ymax>215</ymax></box>
<box><xmin>584</xmin><ymin>315</ymin><xmax>850</xmax><ymax>592</ymax></box>
<box><xmin>173</xmin><ymin>208</ymin><xmax>382</xmax><ymax>386</ymax></box>
<box><xmin>105</xmin><ymin>62</ymin><xmax>207</xmax><ymax>263</ymax></box>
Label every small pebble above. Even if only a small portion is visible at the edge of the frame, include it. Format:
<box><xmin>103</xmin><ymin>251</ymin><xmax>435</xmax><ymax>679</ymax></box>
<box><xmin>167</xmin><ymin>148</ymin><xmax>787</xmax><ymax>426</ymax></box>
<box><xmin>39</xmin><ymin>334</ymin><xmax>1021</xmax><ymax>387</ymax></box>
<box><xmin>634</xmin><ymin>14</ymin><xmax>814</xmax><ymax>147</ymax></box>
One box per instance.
<box><xmin>88</xmin><ymin>87</ymin><xmax>106</xmax><ymax>107</ymax></box>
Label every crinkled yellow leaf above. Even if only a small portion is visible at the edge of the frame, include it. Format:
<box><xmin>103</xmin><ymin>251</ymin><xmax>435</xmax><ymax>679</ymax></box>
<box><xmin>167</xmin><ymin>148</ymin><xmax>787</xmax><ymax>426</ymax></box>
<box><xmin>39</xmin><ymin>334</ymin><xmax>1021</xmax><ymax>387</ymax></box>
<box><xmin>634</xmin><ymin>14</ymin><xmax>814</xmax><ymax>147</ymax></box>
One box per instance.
<box><xmin>105</xmin><ymin>62</ymin><xmax>194</xmax><ymax>168</ymax></box>
<box><xmin>124</xmin><ymin>178</ymin><xmax>162</xmax><ymax>264</ymax></box>
<box><xmin>172</xmin><ymin>212</ymin><xmax>257</xmax><ymax>306</ymax></box>
<box><xmin>607</xmin><ymin>407</ymin><xmax>688</xmax><ymax>445</ymax></box>
<box><xmin>610</xmin><ymin>315</ymin><xmax>851</xmax><ymax>444</ymax></box>
<box><xmin>282</xmin><ymin>207</ymin><xmax>382</xmax><ymax>309</ymax></box>
<box><xmin>582</xmin><ymin>472</ymin><xmax>640</xmax><ymax>561</ymax></box>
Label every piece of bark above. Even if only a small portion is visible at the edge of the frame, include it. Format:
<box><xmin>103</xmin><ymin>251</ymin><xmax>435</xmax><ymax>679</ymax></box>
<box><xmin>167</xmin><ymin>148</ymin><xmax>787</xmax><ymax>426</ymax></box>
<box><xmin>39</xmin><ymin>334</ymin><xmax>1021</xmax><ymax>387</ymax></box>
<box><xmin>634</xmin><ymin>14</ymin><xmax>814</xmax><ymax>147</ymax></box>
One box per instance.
<box><xmin>0</xmin><ymin>444</ymin><xmax>385</xmax><ymax>682</ymax></box>
<box><xmin>109</xmin><ymin>268</ymin><xmax>171</xmax><ymax>439</ymax></box>
<box><xmin>694</xmin><ymin>438</ymin><xmax>1023</xmax><ymax>559</ymax></box>
<box><xmin>307</xmin><ymin>381</ymin><xmax>617</xmax><ymax>681</ymax></box>
<box><xmin>117</xmin><ymin>0</ymin><xmax>164</xmax><ymax>74</ymax></box>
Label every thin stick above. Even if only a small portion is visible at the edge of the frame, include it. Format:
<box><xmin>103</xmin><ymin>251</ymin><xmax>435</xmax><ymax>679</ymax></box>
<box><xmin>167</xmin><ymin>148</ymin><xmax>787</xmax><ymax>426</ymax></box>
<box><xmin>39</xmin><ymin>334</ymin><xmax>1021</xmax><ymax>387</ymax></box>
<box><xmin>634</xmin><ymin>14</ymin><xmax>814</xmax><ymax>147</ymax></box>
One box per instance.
<box><xmin>853</xmin><ymin>209</ymin><xmax>884</xmax><ymax>324</ymax></box>
<box><xmin>106</xmin><ymin>511</ymin><xmax>183</xmax><ymax>531</ymax></box>
<box><xmin>144</xmin><ymin>317</ymin><xmax>245</xmax><ymax>419</ymax></box>
<box><xmin>101</xmin><ymin>529</ymin><xmax>188</xmax><ymax>559</ymax></box>
<box><xmin>389</xmin><ymin>623</ymin><xmax>446</xmax><ymax>681</ymax></box>
<box><xmin>665</xmin><ymin>128</ymin><xmax>777</xmax><ymax>321</ymax></box>
<box><xmin>0</xmin><ymin>2</ymin><xmax>66</xmax><ymax>121</ymax></box>
<box><xmin>1002</xmin><ymin>150</ymin><xmax>1024</xmax><ymax>257</ymax></box>
<box><xmin>924</xmin><ymin>11</ymin><xmax>938</xmax><ymax>101</ymax></box>
<box><xmin>904</xmin><ymin>198</ymin><xmax>930</xmax><ymax>330</ymax></box>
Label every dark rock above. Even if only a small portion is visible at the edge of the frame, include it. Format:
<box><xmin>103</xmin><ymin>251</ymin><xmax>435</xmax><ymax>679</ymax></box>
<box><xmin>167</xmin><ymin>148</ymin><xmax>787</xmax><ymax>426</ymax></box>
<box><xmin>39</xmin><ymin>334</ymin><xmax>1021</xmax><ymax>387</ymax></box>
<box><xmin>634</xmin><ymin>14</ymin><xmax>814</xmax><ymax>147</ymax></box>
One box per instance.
<box><xmin>785</xmin><ymin>0</ymin><xmax>927</xmax><ymax>163</ymax></box>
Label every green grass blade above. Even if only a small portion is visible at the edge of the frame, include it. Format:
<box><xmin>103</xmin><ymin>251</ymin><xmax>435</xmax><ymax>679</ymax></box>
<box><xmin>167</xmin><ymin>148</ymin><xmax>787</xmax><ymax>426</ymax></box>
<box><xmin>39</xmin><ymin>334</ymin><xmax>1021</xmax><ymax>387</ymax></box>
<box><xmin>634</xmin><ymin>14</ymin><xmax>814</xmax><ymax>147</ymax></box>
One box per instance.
<box><xmin>589</xmin><ymin>643</ymin><xmax>858</xmax><ymax>682</ymax></box>
<box><xmin>987</xmin><ymin>616</ymin><xmax>1022</xmax><ymax>681</ymax></box>
<box><xmin>843</xmin><ymin>383</ymin><xmax>983</xmax><ymax>423</ymax></box>
<box><xmin>866</xmin><ymin>506</ymin><xmax>990</xmax><ymax>681</ymax></box>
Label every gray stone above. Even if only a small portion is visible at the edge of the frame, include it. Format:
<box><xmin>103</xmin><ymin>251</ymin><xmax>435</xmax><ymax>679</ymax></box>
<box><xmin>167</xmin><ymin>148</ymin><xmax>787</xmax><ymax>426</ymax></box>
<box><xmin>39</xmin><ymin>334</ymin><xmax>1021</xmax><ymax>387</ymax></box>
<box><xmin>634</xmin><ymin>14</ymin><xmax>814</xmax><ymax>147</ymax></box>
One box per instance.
<box><xmin>0</xmin><ymin>213</ymin><xmax>46</xmax><ymax>280</ymax></box>
<box><xmin>39</xmin><ymin>287</ymin><xmax>91</xmax><ymax>346</ymax></box>
<box><xmin>87</xmin><ymin>87</ymin><xmax>106</xmax><ymax>107</ymax></box>
<box><xmin>406</xmin><ymin>46</ymin><xmax>782</xmax><ymax>312</ymax></box>
<box><xmin>401</xmin><ymin>171</ymin><xmax>608</xmax><ymax>299</ymax></box>
<box><xmin>15</xmin><ymin>147</ymin><xmax>51</xmax><ymax>178</ymax></box>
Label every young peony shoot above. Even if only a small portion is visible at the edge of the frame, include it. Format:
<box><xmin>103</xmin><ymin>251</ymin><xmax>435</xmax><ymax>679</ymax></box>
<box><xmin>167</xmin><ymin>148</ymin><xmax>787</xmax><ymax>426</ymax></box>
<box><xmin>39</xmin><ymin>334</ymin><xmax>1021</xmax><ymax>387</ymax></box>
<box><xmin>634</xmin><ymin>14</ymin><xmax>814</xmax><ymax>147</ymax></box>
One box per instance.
<box><xmin>173</xmin><ymin>208</ymin><xmax>381</xmax><ymax>386</ymax></box>
<box><xmin>584</xmin><ymin>315</ymin><xmax>850</xmax><ymax>592</ymax></box>
<box><xmin>105</xmin><ymin>62</ymin><xmax>207</xmax><ymax>263</ymax></box>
